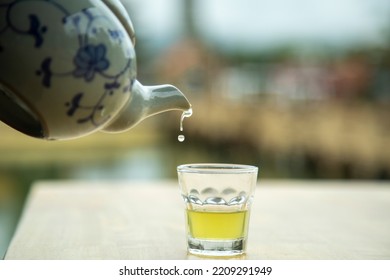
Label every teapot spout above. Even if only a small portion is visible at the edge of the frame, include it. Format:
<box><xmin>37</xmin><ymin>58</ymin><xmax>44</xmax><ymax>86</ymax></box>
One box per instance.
<box><xmin>102</xmin><ymin>80</ymin><xmax>191</xmax><ymax>132</ymax></box>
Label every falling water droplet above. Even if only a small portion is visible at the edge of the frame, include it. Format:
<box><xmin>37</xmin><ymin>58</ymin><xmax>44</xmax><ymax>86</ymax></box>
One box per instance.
<box><xmin>178</xmin><ymin>108</ymin><xmax>192</xmax><ymax>142</ymax></box>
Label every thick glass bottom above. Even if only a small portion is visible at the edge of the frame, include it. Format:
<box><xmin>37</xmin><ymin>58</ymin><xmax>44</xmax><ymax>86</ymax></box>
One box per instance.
<box><xmin>187</xmin><ymin>236</ymin><xmax>246</xmax><ymax>257</ymax></box>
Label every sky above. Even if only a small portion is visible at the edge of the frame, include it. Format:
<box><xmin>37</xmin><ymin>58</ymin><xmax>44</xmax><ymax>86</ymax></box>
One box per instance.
<box><xmin>123</xmin><ymin>0</ymin><xmax>390</xmax><ymax>52</ymax></box>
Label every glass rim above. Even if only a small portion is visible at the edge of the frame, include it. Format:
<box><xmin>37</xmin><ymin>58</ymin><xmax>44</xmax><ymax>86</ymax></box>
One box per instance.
<box><xmin>177</xmin><ymin>163</ymin><xmax>258</xmax><ymax>174</ymax></box>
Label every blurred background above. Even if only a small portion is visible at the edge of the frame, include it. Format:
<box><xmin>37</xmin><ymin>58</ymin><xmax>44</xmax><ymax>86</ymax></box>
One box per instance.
<box><xmin>1</xmin><ymin>0</ymin><xmax>390</xmax><ymax>258</ymax></box>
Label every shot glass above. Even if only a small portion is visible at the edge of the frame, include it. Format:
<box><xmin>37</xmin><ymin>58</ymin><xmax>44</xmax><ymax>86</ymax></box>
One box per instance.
<box><xmin>177</xmin><ymin>163</ymin><xmax>258</xmax><ymax>257</ymax></box>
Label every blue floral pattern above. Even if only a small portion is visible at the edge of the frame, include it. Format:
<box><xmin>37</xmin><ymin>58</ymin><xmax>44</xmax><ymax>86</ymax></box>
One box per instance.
<box><xmin>73</xmin><ymin>44</ymin><xmax>110</xmax><ymax>82</ymax></box>
<box><xmin>0</xmin><ymin>0</ymin><xmax>134</xmax><ymax>127</ymax></box>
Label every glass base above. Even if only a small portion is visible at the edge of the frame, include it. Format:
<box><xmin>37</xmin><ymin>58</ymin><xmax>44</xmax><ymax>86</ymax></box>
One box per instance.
<box><xmin>187</xmin><ymin>236</ymin><xmax>246</xmax><ymax>256</ymax></box>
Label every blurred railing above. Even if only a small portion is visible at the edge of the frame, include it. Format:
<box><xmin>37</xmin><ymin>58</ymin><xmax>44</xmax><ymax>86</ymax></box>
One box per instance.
<box><xmin>172</xmin><ymin>98</ymin><xmax>390</xmax><ymax>179</ymax></box>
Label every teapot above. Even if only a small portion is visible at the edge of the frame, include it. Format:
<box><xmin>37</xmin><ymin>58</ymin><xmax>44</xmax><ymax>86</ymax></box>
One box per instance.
<box><xmin>0</xmin><ymin>0</ymin><xmax>191</xmax><ymax>140</ymax></box>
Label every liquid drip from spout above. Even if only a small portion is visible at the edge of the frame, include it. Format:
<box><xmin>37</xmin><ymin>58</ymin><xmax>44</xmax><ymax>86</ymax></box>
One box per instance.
<box><xmin>178</xmin><ymin>135</ymin><xmax>185</xmax><ymax>142</ymax></box>
<box><xmin>178</xmin><ymin>107</ymin><xmax>192</xmax><ymax>142</ymax></box>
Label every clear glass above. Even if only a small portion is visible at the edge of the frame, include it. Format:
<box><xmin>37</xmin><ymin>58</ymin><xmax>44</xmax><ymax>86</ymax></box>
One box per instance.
<box><xmin>177</xmin><ymin>163</ymin><xmax>258</xmax><ymax>257</ymax></box>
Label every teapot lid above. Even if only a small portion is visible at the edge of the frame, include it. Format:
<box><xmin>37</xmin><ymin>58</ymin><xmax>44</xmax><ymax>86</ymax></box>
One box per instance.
<box><xmin>102</xmin><ymin>0</ymin><xmax>136</xmax><ymax>46</ymax></box>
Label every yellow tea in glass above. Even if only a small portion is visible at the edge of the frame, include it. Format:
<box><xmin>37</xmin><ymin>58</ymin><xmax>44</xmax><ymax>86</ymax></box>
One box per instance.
<box><xmin>186</xmin><ymin>209</ymin><xmax>249</xmax><ymax>240</ymax></box>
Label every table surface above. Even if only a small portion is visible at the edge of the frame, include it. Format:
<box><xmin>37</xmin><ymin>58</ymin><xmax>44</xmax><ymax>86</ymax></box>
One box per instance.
<box><xmin>4</xmin><ymin>180</ymin><xmax>390</xmax><ymax>260</ymax></box>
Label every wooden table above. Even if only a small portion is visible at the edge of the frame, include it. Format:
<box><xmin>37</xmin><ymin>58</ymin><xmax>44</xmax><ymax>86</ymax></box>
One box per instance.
<box><xmin>4</xmin><ymin>180</ymin><xmax>390</xmax><ymax>260</ymax></box>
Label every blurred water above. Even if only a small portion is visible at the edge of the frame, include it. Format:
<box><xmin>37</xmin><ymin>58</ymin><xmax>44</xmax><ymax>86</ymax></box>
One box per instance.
<box><xmin>69</xmin><ymin>147</ymin><xmax>168</xmax><ymax>180</ymax></box>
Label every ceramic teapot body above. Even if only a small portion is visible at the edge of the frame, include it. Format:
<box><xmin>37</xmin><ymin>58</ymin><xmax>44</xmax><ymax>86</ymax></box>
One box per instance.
<box><xmin>0</xmin><ymin>0</ymin><xmax>191</xmax><ymax>140</ymax></box>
